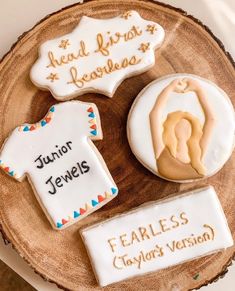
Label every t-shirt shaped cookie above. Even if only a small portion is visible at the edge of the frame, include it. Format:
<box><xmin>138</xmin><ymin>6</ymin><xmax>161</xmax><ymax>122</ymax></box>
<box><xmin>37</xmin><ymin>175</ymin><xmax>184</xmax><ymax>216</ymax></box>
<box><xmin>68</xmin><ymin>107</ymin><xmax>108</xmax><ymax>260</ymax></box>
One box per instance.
<box><xmin>30</xmin><ymin>10</ymin><xmax>165</xmax><ymax>100</ymax></box>
<box><xmin>127</xmin><ymin>74</ymin><xmax>235</xmax><ymax>182</ymax></box>
<box><xmin>0</xmin><ymin>101</ymin><xmax>118</xmax><ymax>229</ymax></box>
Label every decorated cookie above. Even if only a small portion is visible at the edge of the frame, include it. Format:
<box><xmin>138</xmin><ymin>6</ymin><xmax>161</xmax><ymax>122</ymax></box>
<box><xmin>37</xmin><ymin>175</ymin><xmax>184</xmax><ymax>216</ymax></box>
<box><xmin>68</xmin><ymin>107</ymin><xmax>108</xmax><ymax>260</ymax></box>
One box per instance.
<box><xmin>0</xmin><ymin>101</ymin><xmax>118</xmax><ymax>230</ymax></box>
<box><xmin>127</xmin><ymin>74</ymin><xmax>235</xmax><ymax>182</ymax></box>
<box><xmin>81</xmin><ymin>186</ymin><xmax>233</xmax><ymax>287</ymax></box>
<box><xmin>30</xmin><ymin>10</ymin><xmax>165</xmax><ymax>100</ymax></box>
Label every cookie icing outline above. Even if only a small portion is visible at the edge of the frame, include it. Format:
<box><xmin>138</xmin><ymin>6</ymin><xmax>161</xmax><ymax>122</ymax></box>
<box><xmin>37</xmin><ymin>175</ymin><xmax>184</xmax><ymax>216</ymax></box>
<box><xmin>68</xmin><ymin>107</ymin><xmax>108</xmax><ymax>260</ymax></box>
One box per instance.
<box><xmin>30</xmin><ymin>10</ymin><xmax>165</xmax><ymax>100</ymax></box>
<box><xmin>127</xmin><ymin>73</ymin><xmax>235</xmax><ymax>183</ymax></box>
<box><xmin>0</xmin><ymin>101</ymin><xmax>119</xmax><ymax>229</ymax></box>
<box><xmin>80</xmin><ymin>186</ymin><xmax>234</xmax><ymax>286</ymax></box>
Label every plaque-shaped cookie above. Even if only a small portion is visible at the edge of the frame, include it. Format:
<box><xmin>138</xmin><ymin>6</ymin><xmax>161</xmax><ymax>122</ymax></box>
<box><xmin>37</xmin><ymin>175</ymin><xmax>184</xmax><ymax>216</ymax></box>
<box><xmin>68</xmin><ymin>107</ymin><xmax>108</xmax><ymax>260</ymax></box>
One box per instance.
<box><xmin>30</xmin><ymin>11</ymin><xmax>165</xmax><ymax>100</ymax></box>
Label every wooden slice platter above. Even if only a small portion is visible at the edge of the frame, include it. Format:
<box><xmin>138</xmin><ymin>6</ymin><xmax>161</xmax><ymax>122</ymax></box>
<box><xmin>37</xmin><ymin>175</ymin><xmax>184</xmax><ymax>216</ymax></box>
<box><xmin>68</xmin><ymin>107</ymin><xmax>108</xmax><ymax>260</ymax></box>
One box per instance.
<box><xmin>0</xmin><ymin>0</ymin><xmax>234</xmax><ymax>290</ymax></box>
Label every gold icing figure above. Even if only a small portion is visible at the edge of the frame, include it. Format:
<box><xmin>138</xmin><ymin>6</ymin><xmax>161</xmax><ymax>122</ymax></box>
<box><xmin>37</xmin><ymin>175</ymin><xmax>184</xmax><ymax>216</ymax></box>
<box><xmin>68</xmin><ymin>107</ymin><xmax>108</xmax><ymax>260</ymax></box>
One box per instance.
<box><xmin>149</xmin><ymin>78</ymin><xmax>215</xmax><ymax>181</ymax></box>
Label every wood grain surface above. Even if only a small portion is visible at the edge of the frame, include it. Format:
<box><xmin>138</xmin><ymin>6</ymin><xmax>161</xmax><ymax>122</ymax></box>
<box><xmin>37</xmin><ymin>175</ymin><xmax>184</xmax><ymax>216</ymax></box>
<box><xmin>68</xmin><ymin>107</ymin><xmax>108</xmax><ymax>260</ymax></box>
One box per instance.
<box><xmin>0</xmin><ymin>0</ymin><xmax>234</xmax><ymax>290</ymax></box>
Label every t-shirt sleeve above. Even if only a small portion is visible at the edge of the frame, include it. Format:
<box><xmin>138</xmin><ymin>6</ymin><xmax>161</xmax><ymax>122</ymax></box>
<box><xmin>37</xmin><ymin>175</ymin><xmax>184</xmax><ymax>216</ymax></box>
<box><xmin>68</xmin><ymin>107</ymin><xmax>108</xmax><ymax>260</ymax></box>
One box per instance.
<box><xmin>55</xmin><ymin>101</ymin><xmax>103</xmax><ymax>140</ymax></box>
<box><xmin>85</xmin><ymin>103</ymin><xmax>103</xmax><ymax>140</ymax></box>
<box><xmin>0</xmin><ymin>129</ymin><xmax>27</xmax><ymax>180</ymax></box>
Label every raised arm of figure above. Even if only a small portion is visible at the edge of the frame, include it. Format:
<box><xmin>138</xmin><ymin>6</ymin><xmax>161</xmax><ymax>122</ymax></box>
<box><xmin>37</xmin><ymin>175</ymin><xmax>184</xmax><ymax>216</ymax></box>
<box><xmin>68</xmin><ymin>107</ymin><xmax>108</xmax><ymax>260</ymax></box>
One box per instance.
<box><xmin>183</xmin><ymin>78</ymin><xmax>215</xmax><ymax>158</ymax></box>
<box><xmin>149</xmin><ymin>79</ymin><xmax>187</xmax><ymax>159</ymax></box>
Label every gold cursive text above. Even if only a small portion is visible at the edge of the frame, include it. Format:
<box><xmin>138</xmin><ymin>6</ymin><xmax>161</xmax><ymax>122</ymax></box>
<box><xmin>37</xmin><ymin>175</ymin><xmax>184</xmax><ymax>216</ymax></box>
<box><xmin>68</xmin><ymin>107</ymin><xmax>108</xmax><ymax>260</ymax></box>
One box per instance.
<box><xmin>95</xmin><ymin>25</ymin><xmax>142</xmax><ymax>56</ymax></box>
<box><xmin>47</xmin><ymin>41</ymin><xmax>89</xmax><ymax>68</ymax></box>
<box><xmin>67</xmin><ymin>55</ymin><xmax>142</xmax><ymax>89</ymax></box>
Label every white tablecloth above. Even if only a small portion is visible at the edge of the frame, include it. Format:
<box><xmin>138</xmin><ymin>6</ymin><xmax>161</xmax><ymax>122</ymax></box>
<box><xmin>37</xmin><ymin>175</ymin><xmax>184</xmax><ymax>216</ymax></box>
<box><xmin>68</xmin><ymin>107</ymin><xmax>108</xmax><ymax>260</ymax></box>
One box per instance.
<box><xmin>0</xmin><ymin>1</ymin><xmax>234</xmax><ymax>290</ymax></box>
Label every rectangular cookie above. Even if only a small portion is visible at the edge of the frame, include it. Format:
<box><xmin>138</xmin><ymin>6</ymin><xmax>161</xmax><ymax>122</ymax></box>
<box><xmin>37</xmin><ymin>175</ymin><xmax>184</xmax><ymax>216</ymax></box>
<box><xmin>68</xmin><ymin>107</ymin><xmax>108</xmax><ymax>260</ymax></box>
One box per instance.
<box><xmin>80</xmin><ymin>186</ymin><xmax>233</xmax><ymax>287</ymax></box>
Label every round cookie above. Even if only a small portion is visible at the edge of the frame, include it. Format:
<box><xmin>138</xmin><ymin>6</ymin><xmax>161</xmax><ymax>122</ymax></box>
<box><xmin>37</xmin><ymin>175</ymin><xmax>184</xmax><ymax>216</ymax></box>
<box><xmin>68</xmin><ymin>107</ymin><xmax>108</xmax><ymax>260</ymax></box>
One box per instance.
<box><xmin>127</xmin><ymin>74</ymin><xmax>235</xmax><ymax>183</ymax></box>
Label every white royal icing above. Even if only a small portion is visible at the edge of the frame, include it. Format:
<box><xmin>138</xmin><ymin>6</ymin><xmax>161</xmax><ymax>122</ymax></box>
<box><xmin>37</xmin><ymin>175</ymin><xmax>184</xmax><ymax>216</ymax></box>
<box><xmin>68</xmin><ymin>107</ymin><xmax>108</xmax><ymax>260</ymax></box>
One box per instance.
<box><xmin>30</xmin><ymin>11</ymin><xmax>165</xmax><ymax>100</ymax></box>
<box><xmin>81</xmin><ymin>186</ymin><xmax>233</xmax><ymax>287</ymax></box>
<box><xmin>0</xmin><ymin>101</ymin><xmax>118</xmax><ymax>229</ymax></box>
<box><xmin>127</xmin><ymin>74</ymin><xmax>235</xmax><ymax>181</ymax></box>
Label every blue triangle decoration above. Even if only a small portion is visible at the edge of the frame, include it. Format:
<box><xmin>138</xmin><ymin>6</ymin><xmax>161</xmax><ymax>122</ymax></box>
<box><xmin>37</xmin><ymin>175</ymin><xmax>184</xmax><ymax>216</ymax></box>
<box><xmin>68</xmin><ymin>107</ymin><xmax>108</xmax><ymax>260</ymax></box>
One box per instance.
<box><xmin>9</xmin><ymin>171</ymin><xmax>14</xmax><ymax>176</ymax></box>
<box><xmin>88</xmin><ymin>112</ymin><xmax>95</xmax><ymax>118</ymax></box>
<box><xmin>23</xmin><ymin>126</ymin><xmax>30</xmax><ymax>131</ymax></box>
<box><xmin>90</xmin><ymin>130</ymin><xmax>97</xmax><ymax>136</ymax></box>
<box><xmin>41</xmin><ymin>120</ymin><xmax>47</xmax><ymax>126</ymax></box>
<box><xmin>111</xmin><ymin>188</ymin><xmax>117</xmax><ymax>195</ymax></box>
<box><xmin>57</xmin><ymin>222</ymin><xmax>63</xmax><ymax>228</ymax></box>
<box><xmin>50</xmin><ymin>106</ymin><xmax>55</xmax><ymax>112</ymax></box>
<box><xmin>56</xmin><ymin>189</ymin><xmax>118</xmax><ymax>229</ymax></box>
<box><xmin>91</xmin><ymin>199</ymin><xmax>98</xmax><ymax>207</ymax></box>
<box><xmin>74</xmin><ymin>211</ymin><xmax>80</xmax><ymax>218</ymax></box>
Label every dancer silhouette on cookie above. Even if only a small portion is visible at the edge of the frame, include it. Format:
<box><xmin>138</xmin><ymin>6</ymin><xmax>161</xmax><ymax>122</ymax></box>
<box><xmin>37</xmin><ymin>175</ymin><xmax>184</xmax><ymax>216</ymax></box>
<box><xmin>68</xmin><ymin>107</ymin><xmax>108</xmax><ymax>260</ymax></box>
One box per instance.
<box><xmin>149</xmin><ymin>78</ymin><xmax>215</xmax><ymax>181</ymax></box>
